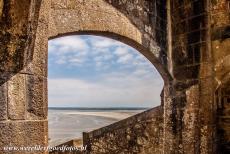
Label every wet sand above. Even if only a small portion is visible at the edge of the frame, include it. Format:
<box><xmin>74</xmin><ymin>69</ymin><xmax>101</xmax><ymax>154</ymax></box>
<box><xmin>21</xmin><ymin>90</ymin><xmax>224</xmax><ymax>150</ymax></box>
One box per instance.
<box><xmin>48</xmin><ymin>109</ymin><xmax>144</xmax><ymax>146</ymax></box>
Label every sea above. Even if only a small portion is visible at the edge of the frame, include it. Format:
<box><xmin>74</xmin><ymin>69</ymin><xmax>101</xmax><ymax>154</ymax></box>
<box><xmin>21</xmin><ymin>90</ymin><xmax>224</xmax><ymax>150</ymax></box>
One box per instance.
<box><xmin>48</xmin><ymin>107</ymin><xmax>147</xmax><ymax>146</ymax></box>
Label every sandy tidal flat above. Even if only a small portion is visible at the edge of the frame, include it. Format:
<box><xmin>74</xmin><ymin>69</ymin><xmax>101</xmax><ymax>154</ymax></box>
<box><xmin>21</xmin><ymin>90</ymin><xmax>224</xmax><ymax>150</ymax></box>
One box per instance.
<box><xmin>48</xmin><ymin>109</ymin><xmax>144</xmax><ymax>146</ymax></box>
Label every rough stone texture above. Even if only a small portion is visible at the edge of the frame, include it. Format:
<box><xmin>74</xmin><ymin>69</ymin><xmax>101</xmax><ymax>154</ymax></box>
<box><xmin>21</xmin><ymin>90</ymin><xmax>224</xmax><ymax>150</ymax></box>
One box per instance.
<box><xmin>8</xmin><ymin>73</ymin><xmax>26</xmax><ymax>120</ymax></box>
<box><xmin>216</xmin><ymin>80</ymin><xmax>230</xmax><ymax>153</ymax></box>
<box><xmin>83</xmin><ymin>107</ymin><xmax>163</xmax><ymax>154</ymax></box>
<box><xmin>22</xmin><ymin>0</ymin><xmax>49</xmax><ymax>120</ymax></box>
<box><xmin>0</xmin><ymin>82</ymin><xmax>7</xmax><ymax>120</ymax></box>
<box><xmin>168</xmin><ymin>0</ymin><xmax>214</xmax><ymax>153</ymax></box>
<box><xmin>0</xmin><ymin>0</ymin><xmax>3</xmax><ymax>20</ymax></box>
<box><xmin>0</xmin><ymin>120</ymin><xmax>48</xmax><ymax>154</ymax></box>
<box><xmin>182</xmin><ymin>85</ymin><xmax>200</xmax><ymax>153</ymax></box>
<box><xmin>26</xmin><ymin>74</ymin><xmax>47</xmax><ymax>120</ymax></box>
<box><xmin>0</xmin><ymin>0</ymin><xmax>41</xmax><ymax>79</ymax></box>
<box><xmin>211</xmin><ymin>0</ymin><xmax>230</xmax><ymax>152</ymax></box>
<box><xmin>0</xmin><ymin>0</ymin><xmax>229</xmax><ymax>154</ymax></box>
<box><xmin>21</xmin><ymin>0</ymin><xmax>49</xmax><ymax>77</ymax></box>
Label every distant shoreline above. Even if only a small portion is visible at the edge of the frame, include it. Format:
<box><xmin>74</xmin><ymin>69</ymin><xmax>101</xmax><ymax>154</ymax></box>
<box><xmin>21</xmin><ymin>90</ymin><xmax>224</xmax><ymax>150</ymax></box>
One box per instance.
<box><xmin>48</xmin><ymin>107</ymin><xmax>150</xmax><ymax>110</ymax></box>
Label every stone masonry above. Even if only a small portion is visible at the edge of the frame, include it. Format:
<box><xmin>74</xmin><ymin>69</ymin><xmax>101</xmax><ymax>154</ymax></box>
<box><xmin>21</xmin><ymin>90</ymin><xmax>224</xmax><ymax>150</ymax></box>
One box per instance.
<box><xmin>0</xmin><ymin>0</ymin><xmax>229</xmax><ymax>154</ymax></box>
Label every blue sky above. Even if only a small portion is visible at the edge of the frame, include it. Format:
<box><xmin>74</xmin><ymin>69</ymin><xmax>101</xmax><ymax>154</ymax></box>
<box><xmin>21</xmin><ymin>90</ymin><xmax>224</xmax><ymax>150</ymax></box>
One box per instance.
<box><xmin>48</xmin><ymin>35</ymin><xmax>163</xmax><ymax>107</ymax></box>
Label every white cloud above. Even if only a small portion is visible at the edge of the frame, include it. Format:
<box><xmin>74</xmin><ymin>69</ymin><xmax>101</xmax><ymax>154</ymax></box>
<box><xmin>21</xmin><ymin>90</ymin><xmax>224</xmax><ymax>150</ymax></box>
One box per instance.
<box><xmin>48</xmin><ymin>72</ymin><xmax>163</xmax><ymax>107</ymax></box>
<box><xmin>95</xmin><ymin>61</ymin><xmax>103</xmax><ymax>67</ymax></box>
<box><xmin>117</xmin><ymin>53</ymin><xmax>133</xmax><ymax>64</ymax></box>
<box><xmin>133</xmin><ymin>69</ymin><xmax>150</xmax><ymax>76</ymax></box>
<box><xmin>89</xmin><ymin>36</ymin><xmax>124</xmax><ymax>48</ymax></box>
<box><xmin>48</xmin><ymin>35</ymin><xmax>164</xmax><ymax>108</ymax></box>
<box><xmin>94</xmin><ymin>54</ymin><xmax>113</xmax><ymax>62</ymax></box>
<box><xmin>69</xmin><ymin>57</ymin><xmax>84</xmax><ymax>64</ymax></box>
<box><xmin>49</xmin><ymin>36</ymin><xmax>88</xmax><ymax>52</ymax></box>
<box><xmin>56</xmin><ymin>58</ymin><xmax>66</xmax><ymax>64</ymax></box>
<box><xmin>114</xmin><ymin>47</ymin><xmax>130</xmax><ymax>56</ymax></box>
<box><xmin>49</xmin><ymin>36</ymin><xmax>90</xmax><ymax>66</ymax></box>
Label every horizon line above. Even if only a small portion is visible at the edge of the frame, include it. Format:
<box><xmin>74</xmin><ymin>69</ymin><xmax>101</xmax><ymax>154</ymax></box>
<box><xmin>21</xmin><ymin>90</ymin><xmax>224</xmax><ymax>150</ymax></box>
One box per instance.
<box><xmin>48</xmin><ymin>107</ymin><xmax>151</xmax><ymax>110</ymax></box>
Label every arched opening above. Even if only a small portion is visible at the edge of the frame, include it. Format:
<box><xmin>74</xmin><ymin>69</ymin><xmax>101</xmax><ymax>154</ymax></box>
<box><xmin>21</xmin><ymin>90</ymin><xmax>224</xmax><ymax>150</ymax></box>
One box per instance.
<box><xmin>46</xmin><ymin>0</ymin><xmax>171</xmax><ymax>150</ymax></box>
<box><xmin>48</xmin><ymin>35</ymin><xmax>164</xmax><ymax>146</ymax></box>
<box><xmin>0</xmin><ymin>0</ymin><xmax>176</xmax><ymax>153</ymax></box>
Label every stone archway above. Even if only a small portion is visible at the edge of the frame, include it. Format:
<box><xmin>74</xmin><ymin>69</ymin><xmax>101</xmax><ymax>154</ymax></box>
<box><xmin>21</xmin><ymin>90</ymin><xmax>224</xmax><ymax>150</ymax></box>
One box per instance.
<box><xmin>48</xmin><ymin>0</ymin><xmax>171</xmax><ymax>81</ymax></box>
<box><xmin>45</xmin><ymin>1</ymin><xmax>172</xmax><ymax>153</ymax></box>
<box><xmin>1</xmin><ymin>0</ymin><xmax>230</xmax><ymax>154</ymax></box>
<box><xmin>46</xmin><ymin>0</ymin><xmax>171</xmax><ymax>150</ymax></box>
<box><xmin>0</xmin><ymin>0</ymin><xmax>171</xmax><ymax>153</ymax></box>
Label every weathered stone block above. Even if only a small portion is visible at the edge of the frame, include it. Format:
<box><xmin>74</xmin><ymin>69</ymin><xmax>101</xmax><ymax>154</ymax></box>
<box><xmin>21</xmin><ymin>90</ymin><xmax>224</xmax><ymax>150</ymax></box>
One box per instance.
<box><xmin>8</xmin><ymin>74</ymin><xmax>26</xmax><ymax>120</ymax></box>
<box><xmin>21</xmin><ymin>32</ymin><xmax>48</xmax><ymax>77</ymax></box>
<box><xmin>172</xmin><ymin>45</ymin><xmax>193</xmax><ymax>66</ymax></box>
<box><xmin>0</xmin><ymin>120</ymin><xmax>48</xmax><ymax>154</ymax></box>
<box><xmin>0</xmin><ymin>82</ymin><xmax>7</xmax><ymax>120</ymax></box>
<box><xmin>199</xmin><ymin>94</ymin><xmax>214</xmax><ymax>125</ymax></box>
<box><xmin>0</xmin><ymin>0</ymin><xmax>41</xmax><ymax>74</ymax></box>
<box><xmin>200</xmin><ymin>42</ymin><xmax>212</xmax><ymax>63</ymax></box>
<box><xmin>173</xmin><ymin>65</ymin><xmax>200</xmax><ymax>80</ymax></box>
<box><xmin>211</xmin><ymin>11</ymin><xmax>230</xmax><ymax>28</ymax></box>
<box><xmin>200</xmin><ymin>124</ymin><xmax>214</xmax><ymax>154</ymax></box>
<box><xmin>199</xmin><ymin>62</ymin><xmax>214</xmax><ymax>79</ymax></box>
<box><xmin>66</xmin><ymin>0</ymin><xmax>84</xmax><ymax>9</ymax></box>
<box><xmin>0</xmin><ymin>0</ymin><xmax>3</xmax><ymax>20</ymax></box>
<box><xmin>83</xmin><ymin>107</ymin><xmax>163</xmax><ymax>154</ymax></box>
<box><xmin>21</xmin><ymin>0</ymin><xmax>49</xmax><ymax>77</ymax></box>
<box><xmin>212</xmin><ymin>37</ymin><xmax>230</xmax><ymax>60</ymax></box>
<box><xmin>199</xmin><ymin>77</ymin><xmax>214</xmax><ymax>96</ymax></box>
<box><xmin>181</xmin><ymin>85</ymin><xmax>200</xmax><ymax>153</ymax></box>
<box><xmin>26</xmin><ymin>75</ymin><xmax>47</xmax><ymax>120</ymax></box>
<box><xmin>51</xmin><ymin>0</ymin><xmax>67</xmax><ymax>9</ymax></box>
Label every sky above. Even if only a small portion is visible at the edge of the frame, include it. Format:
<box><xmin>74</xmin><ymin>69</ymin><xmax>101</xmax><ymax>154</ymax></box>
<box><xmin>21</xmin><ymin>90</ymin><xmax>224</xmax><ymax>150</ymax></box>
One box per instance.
<box><xmin>48</xmin><ymin>35</ymin><xmax>163</xmax><ymax>108</ymax></box>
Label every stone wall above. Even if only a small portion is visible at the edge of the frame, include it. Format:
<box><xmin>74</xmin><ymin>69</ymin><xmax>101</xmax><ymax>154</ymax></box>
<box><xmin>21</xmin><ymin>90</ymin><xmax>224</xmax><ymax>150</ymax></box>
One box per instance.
<box><xmin>216</xmin><ymin>81</ymin><xmax>230</xmax><ymax>153</ymax></box>
<box><xmin>0</xmin><ymin>0</ymin><xmax>41</xmax><ymax>75</ymax></box>
<box><xmin>211</xmin><ymin>0</ymin><xmax>230</xmax><ymax>152</ymax></box>
<box><xmin>165</xmin><ymin>0</ymin><xmax>230</xmax><ymax>153</ymax></box>
<box><xmin>0</xmin><ymin>1</ymin><xmax>48</xmax><ymax>154</ymax></box>
<box><xmin>0</xmin><ymin>0</ymin><xmax>229</xmax><ymax>154</ymax></box>
<box><xmin>166</xmin><ymin>0</ymin><xmax>214</xmax><ymax>153</ymax></box>
<box><xmin>83</xmin><ymin>107</ymin><xmax>163</xmax><ymax>154</ymax></box>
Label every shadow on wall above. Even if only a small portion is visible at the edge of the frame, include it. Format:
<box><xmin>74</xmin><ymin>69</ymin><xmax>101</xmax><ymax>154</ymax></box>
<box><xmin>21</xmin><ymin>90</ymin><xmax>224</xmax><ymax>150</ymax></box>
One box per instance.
<box><xmin>0</xmin><ymin>1</ymin><xmax>41</xmax><ymax>85</ymax></box>
<box><xmin>216</xmin><ymin>76</ymin><xmax>230</xmax><ymax>153</ymax></box>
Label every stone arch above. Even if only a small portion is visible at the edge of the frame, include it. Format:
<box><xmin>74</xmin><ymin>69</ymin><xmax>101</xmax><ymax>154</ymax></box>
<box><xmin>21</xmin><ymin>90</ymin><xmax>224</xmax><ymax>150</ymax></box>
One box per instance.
<box><xmin>46</xmin><ymin>0</ymin><xmax>171</xmax><ymax>149</ymax></box>
<box><xmin>48</xmin><ymin>0</ymin><xmax>172</xmax><ymax>82</ymax></box>
<box><xmin>0</xmin><ymin>0</ymin><xmax>172</xmax><ymax>153</ymax></box>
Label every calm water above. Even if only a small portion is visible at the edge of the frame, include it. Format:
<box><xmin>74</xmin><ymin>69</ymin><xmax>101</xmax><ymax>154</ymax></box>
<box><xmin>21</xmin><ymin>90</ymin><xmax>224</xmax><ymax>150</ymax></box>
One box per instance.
<box><xmin>48</xmin><ymin>108</ymin><xmax>146</xmax><ymax>146</ymax></box>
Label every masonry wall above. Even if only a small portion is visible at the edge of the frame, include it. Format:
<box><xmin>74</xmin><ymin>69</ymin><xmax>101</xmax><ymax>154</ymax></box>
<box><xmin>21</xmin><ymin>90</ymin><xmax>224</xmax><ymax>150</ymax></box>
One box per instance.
<box><xmin>104</xmin><ymin>0</ymin><xmax>168</xmax><ymax>66</ymax></box>
<box><xmin>83</xmin><ymin>0</ymin><xmax>229</xmax><ymax>154</ymax></box>
<box><xmin>211</xmin><ymin>0</ymin><xmax>230</xmax><ymax>152</ymax></box>
<box><xmin>0</xmin><ymin>0</ymin><xmax>229</xmax><ymax>154</ymax></box>
<box><xmin>164</xmin><ymin>0</ymin><xmax>216</xmax><ymax>153</ymax></box>
<box><xmin>167</xmin><ymin>0</ymin><xmax>230</xmax><ymax>153</ymax></box>
<box><xmin>83</xmin><ymin>107</ymin><xmax>163</xmax><ymax>154</ymax></box>
<box><xmin>0</xmin><ymin>1</ymin><xmax>48</xmax><ymax>154</ymax></box>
